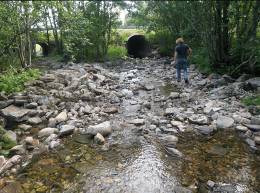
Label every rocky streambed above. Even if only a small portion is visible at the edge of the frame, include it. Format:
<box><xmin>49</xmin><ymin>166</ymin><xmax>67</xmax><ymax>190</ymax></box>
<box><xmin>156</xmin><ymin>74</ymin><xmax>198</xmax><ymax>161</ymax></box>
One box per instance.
<box><xmin>0</xmin><ymin>57</ymin><xmax>259</xmax><ymax>193</ymax></box>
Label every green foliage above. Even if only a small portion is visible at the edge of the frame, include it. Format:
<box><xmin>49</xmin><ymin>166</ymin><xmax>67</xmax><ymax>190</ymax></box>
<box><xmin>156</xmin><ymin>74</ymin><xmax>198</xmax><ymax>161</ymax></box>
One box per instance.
<box><xmin>0</xmin><ymin>67</ymin><xmax>41</xmax><ymax>94</ymax></box>
<box><xmin>190</xmin><ymin>48</ymin><xmax>212</xmax><ymax>74</ymax></box>
<box><xmin>0</xmin><ymin>127</ymin><xmax>16</xmax><ymax>153</ymax></box>
<box><xmin>146</xmin><ymin>30</ymin><xmax>175</xmax><ymax>56</ymax></box>
<box><xmin>242</xmin><ymin>95</ymin><xmax>260</xmax><ymax>106</ymax></box>
<box><xmin>0</xmin><ymin>55</ymin><xmax>20</xmax><ymax>71</ymax></box>
<box><xmin>107</xmin><ymin>46</ymin><xmax>127</xmax><ymax>61</ymax></box>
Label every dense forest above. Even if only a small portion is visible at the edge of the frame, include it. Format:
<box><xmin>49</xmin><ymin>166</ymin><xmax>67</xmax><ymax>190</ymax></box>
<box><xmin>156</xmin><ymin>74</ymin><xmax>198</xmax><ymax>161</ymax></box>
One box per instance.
<box><xmin>0</xmin><ymin>1</ymin><xmax>259</xmax><ymax>75</ymax></box>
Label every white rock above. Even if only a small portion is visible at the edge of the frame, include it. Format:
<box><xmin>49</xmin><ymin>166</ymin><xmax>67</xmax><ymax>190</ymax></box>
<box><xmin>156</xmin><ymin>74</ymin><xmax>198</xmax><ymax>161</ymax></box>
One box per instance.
<box><xmin>207</xmin><ymin>180</ymin><xmax>215</xmax><ymax>188</ymax></box>
<box><xmin>18</xmin><ymin>124</ymin><xmax>32</xmax><ymax>131</ymax></box>
<box><xmin>254</xmin><ymin>136</ymin><xmax>260</xmax><ymax>145</ymax></box>
<box><xmin>55</xmin><ymin>111</ymin><xmax>68</xmax><ymax>123</ymax></box>
<box><xmin>235</xmin><ymin>125</ymin><xmax>248</xmax><ymax>132</ymax></box>
<box><xmin>188</xmin><ymin>114</ymin><xmax>208</xmax><ymax>125</ymax></box>
<box><xmin>128</xmin><ymin>119</ymin><xmax>145</xmax><ymax>126</ymax></box>
<box><xmin>49</xmin><ymin>140</ymin><xmax>60</xmax><ymax>149</ymax></box>
<box><xmin>38</xmin><ymin>127</ymin><xmax>58</xmax><ymax>138</ymax></box>
<box><xmin>45</xmin><ymin>134</ymin><xmax>58</xmax><ymax>143</ymax></box>
<box><xmin>144</xmin><ymin>84</ymin><xmax>155</xmax><ymax>91</ymax></box>
<box><xmin>85</xmin><ymin>121</ymin><xmax>112</xmax><ymax>137</ymax></box>
<box><xmin>121</xmin><ymin>89</ymin><xmax>133</xmax><ymax>98</ymax></box>
<box><xmin>94</xmin><ymin>133</ymin><xmax>105</xmax><ymax>145</ymax></box>
<box><xmin>171</xmin><ymin>120</ymin><xmax>186</xmax><ymax>132</ymax></box>
<box><xmin>168</xmin><ymin>92</ymin><xmax>180</xmax><ymax>99</ymax></box>
<box><xmin>24</xmin><ymin>136</ymin><xmax>34</xmax><ymax>144</ymax></box>
<box><xmin>150</xmin><ymin>124</ymin><xmax>157</xmax><ymax>130</ymax></box>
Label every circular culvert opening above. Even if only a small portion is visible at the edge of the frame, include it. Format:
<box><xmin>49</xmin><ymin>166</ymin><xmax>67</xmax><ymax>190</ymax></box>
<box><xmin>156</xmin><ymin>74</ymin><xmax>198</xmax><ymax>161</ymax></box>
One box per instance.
<box><xmin>126</xmin><ymin>34</ymin><xmax>150</xmax><ymax>58</ymax></box>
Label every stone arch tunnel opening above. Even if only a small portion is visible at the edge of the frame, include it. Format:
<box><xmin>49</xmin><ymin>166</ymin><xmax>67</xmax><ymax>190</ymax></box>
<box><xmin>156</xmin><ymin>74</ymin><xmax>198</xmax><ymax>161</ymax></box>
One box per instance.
<box><xmin>126</xmin><ymin>35</ymin><xmax>150</xmax><ymax>58</ymax></box>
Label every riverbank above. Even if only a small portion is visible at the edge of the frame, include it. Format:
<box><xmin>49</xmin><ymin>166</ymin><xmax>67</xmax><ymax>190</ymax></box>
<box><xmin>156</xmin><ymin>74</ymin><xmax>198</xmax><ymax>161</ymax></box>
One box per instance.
<box><xmin>0</xmin><ymin>57</ymin><xmax>259</xmax><ymax>193</ymax></box>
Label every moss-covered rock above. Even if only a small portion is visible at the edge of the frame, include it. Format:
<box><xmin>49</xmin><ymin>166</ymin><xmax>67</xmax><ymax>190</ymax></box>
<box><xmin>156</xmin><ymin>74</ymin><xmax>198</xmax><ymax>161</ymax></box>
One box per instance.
<box><xmin>0</xmin><ymin>127</ymin><xmax>17</xmax><ymax>155</ymax></box>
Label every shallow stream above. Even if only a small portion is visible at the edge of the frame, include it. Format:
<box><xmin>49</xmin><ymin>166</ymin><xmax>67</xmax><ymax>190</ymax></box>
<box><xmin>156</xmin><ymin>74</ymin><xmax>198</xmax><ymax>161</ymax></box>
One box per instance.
<box><xmin>3</xmin><ymin>62</ymin><xmax>260</xmax><ymax>193</ymax></box>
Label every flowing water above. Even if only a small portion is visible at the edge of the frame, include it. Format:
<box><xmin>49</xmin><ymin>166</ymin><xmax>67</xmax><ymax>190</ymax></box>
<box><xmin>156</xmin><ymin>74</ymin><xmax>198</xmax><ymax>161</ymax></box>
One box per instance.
<box><xmin>4</xmin><ymin>61</ymin><xmax>260</xmax><ymax>193</ymax></box>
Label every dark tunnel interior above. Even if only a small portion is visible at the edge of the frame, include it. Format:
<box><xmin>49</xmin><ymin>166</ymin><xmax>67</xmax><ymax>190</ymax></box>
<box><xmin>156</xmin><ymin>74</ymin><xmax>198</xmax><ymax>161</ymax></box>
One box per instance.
<box><xmin>126</xmin><ymin>35</ymin><xmax>150</xmax><ymax>58</ymax></box>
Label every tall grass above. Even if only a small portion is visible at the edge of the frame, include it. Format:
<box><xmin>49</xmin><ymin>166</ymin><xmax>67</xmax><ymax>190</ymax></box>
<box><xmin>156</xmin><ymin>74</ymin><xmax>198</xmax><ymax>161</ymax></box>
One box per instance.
<box><xmin>107</xmin><ymin>45</ymin><xmax>127</xmax><ymax>61</ymax></box>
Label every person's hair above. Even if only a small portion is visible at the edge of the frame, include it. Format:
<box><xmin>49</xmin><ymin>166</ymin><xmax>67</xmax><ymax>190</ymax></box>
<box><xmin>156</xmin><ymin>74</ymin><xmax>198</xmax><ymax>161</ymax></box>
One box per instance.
<box><xmin>176</xmin><ymin>38</ymin><xmax>184</xmax><ymax>44</ymax></box>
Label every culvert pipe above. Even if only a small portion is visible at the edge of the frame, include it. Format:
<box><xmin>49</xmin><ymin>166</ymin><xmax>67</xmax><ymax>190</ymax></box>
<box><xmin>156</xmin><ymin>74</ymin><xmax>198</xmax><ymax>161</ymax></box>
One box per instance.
<box><xmin>126</xmin><ymin>34</ymin><xmax>150</xmax><ymax>58</ymax></box>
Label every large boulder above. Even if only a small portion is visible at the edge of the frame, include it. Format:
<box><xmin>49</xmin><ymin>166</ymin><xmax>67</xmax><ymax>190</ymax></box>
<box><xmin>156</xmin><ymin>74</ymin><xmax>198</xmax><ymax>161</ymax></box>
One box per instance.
<box><xmin>216</xmin><ymin>116</ymin><xmax>234</xmax><ymax>129</ymax></box>
<box><xmin>246</xmin><ymin>77</ymin><xmax>260</xmax><ymax>90</ymax></box>
<box><xmin>84</xmin><ymin>121</ymin><xmax>112</xmax><ymax>137</ymax></box>
<box><xmin>0</xmin><ymin>105</ymin><xmax>31</xmax><ymax>122</ymax></box>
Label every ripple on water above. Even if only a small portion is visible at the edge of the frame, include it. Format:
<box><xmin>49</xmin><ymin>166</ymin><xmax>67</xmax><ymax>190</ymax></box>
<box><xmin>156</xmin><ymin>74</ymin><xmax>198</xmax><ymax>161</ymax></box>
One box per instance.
<box><xmin>122</xmin><ymin>144</ymin><xmax>178</xmax><ymax>193</ymax></box>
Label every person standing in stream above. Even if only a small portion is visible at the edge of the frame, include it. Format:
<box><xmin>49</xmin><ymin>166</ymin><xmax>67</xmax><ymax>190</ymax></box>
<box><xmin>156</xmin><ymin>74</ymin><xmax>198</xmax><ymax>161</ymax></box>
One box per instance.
<box><xmin>173</xmin><ymin>38</ymin><xmax>192</xmax><ymax>84</ymax></box>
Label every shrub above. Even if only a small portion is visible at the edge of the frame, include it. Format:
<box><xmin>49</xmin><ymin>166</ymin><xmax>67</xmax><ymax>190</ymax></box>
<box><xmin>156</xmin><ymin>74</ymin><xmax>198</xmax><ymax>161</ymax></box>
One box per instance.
<box><xmin>0</xmin><ymin>67</ymin><xmax>41</xmax><ymax>94</ymax></box>
<box><xmin>107</xmin><ymin>46</ymin><xmax>127</xmax><ymax>61</ymax></box>
<box><xmin>146</xmin><ymin>30</ymin><xmax>175</xmax><ymax>56</ymax></box>
<box><xmin>190</xmin><ymin>47</ymin><xmax>212</xmax><ymax>74</ymax></box>
<box><xmin>242</xmin><ymin>95</ymin><xmax>260</xmax><ymax>106</ymax></box>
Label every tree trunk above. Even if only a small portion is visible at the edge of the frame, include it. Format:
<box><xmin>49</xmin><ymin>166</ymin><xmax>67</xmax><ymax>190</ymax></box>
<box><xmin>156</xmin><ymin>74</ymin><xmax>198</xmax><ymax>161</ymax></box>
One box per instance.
<box><xmin>51</xmin><ymin>8</ymin><xmax>60</xmax><ymax>54</ymax></box>
<box><xmin>25</xmin><ymin>5</ymin><xmax>31</xmax><ymax>67</ymax></box>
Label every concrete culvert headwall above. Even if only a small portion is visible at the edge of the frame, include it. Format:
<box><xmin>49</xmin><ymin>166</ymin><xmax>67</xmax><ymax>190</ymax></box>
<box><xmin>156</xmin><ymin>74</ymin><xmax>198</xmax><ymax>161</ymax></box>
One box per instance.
<box><xmin>126</xmin><ymin>35</ymin><xmax>150</xmax><ymax>58</ymax></box>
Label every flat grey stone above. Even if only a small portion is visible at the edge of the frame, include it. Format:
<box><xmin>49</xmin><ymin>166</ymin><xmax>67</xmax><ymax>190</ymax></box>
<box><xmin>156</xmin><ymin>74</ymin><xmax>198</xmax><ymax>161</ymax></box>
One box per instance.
<box><xmin>38</xmin><ymin>127</ymin><xmax>58</xmax><ymax>138</ymax></box>
<box><xmin>244</xmin><ymin>124</ymin><xmax>260</xmax><ymax>132</ymax></box>
<box><xmin>27</xmin><ymin>117</ymin><xmax>42</xmax><ymax>125</ymax></box>
<box><xmin>216</xmin><ymin>116</ymin><xmax>234</xmax><ymax>129</ymax></box>
<box><xmin>196</xmin><ymin>126</ymin><xmax>214</xmax><ymax>135</ymax></box>
<box><xmin>1</xmin><ymin>105</ymin><xmax>31</xmax><ymax>122</ymax></box>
